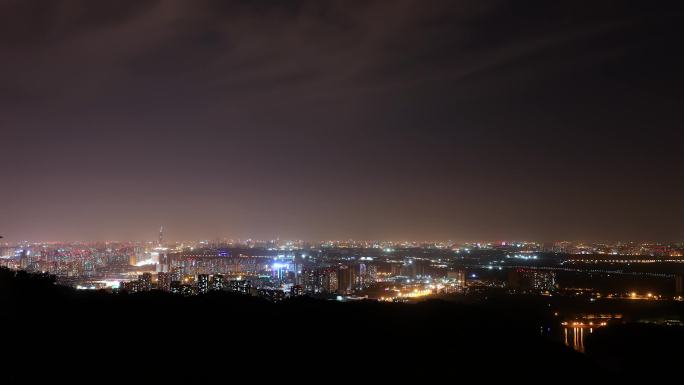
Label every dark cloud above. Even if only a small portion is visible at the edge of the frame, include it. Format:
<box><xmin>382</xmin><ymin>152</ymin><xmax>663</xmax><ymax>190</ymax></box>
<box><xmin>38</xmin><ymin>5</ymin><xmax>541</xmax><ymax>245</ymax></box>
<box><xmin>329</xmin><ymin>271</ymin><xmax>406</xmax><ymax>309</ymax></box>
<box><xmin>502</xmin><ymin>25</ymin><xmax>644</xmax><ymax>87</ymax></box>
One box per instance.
<box><xmin>1</xmin><ymin>0</ymin><xmax>683</xmax><ymax>242</ymax></box>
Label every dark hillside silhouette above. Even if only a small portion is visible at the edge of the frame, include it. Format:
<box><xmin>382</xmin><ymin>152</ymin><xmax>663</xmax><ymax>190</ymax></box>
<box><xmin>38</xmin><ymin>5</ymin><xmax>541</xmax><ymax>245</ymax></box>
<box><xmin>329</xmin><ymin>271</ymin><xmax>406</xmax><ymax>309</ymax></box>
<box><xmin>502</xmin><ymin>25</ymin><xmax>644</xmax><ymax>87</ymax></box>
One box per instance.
<box><xmin>0</xmin><ymin>268</ymin><xmax>620</xmax><ymax>382</ymax></box>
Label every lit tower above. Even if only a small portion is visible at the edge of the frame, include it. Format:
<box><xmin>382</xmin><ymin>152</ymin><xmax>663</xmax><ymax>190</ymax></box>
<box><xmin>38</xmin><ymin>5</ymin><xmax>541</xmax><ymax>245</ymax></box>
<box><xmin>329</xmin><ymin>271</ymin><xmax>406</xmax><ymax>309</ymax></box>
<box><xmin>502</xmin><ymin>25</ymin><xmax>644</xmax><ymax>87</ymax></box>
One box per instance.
<box><xmin>156</xmin><ymin>226</ymin><xmax>169</xmax><ymax>273</ymax></box>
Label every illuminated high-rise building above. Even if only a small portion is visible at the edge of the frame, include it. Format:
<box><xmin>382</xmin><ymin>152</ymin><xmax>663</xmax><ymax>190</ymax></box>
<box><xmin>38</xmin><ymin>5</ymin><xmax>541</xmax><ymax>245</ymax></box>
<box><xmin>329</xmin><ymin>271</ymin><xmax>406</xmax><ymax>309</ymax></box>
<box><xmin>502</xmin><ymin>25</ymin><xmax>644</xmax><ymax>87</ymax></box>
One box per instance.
<box><xmin>157</xmin><ymin>272</ymin><xmax>171</xmax><ymax>292</ymax></box>
<box><xmin>532</xmin><ymin>271</ymin><xmax>556</xmax><ymax>292</ymax></box>
<box><xmin>139</xmin><ymin>272</ymin><xmax>152</xmax><ymax>291</ymax></box>
<box><xmin>133</xmin><ymin>245</ymin><xmax>144</xmax><ymax>265</ymax></box>
<box><xmin>357</xmin><ymin>263</ymin><xmax>367</xmax><ymax>288</ymax></box>
<box><xmin>197</xmin><ymin>274</ymin><xmax>209</xmax><ymax>294</ymax></box>
<box><xmin>170</xmin><ymin>268</ymin><xmax>183</xmax><ymax>283</ymax></box>
<box><xmin>157</xmin><ymin>252</ymin><xmax>169</xmax><ymax>273</ymax></box>
<box><xmin>323</xmin><ymin>268</ymin><xmax>338</xmax><ymax>293</ymax></box>
<box><xmin>355</xmin><ymin>263</ymin><xmax>377</xmax><ymax>289</ymax></box>
<box><xmin>301</xmin><ymin>268</ymin><xmax>318</xmax><ymax>292</ymax></box>
<box><xmin>229</xmin><ymin>280</ymin><xmax>252</xmax><ymax>294</ymax></box>
<box><xmin>210</xmin><ymin>274</ymin><xmax>224</xmax><ymax>291</ymax></box>
<box><xmin>18</xmin><ymin>249</ymin><xmax>31</xmax><ymax>270</ymax></box>
<box><xmin>390</xmin><ymin>263</ymin><xmax>402</xmax><ymax>277</ymax></box>
<box><xmin>367</xmin><ymin>264</ymin><xmax>378</xmax><ymax>285</ymax></box>
<box><xmin>337</xmin><ymin>265</ymin><xmax>355</xmax><ymax>294</ymax></box>
<box><xmin>508</xmin><ymin>269</ymin><xmax>556</xmax><ymax>293</ymax></box>
<box><xmin>271</xmin><ymin>263</ymin><xmax>288</xmax><ymax>281</ymax></box>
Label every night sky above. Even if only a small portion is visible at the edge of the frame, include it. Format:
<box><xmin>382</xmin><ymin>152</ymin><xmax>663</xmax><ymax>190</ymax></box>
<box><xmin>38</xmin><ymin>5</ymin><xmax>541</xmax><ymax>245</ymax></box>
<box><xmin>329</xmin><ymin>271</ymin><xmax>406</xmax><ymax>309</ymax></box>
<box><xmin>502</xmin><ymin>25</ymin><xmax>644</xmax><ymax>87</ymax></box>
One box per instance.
<box><xmin>1</xmin><ymin>0</ymin><xmax>683</xmax><ymax>242</ymax></box>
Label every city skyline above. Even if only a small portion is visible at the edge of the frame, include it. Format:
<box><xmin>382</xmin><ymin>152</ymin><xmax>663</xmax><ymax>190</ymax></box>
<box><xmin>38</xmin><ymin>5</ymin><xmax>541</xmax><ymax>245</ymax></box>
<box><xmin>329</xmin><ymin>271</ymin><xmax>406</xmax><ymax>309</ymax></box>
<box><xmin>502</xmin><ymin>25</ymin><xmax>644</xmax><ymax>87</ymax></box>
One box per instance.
<box><xmin>2</xmin><ymin>1</ymin><xmax>683</xmax><ymax>242</ymax></box>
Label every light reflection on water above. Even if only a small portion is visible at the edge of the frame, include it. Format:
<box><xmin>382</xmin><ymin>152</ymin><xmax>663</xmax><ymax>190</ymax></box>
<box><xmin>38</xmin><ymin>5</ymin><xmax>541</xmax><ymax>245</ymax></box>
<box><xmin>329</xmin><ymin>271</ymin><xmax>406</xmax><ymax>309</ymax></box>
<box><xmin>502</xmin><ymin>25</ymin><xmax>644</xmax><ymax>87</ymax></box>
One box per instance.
<box><xmin>563</xmin><ymin>327</ymin><xmax>593</xmax><ymax>352</ymax></box>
